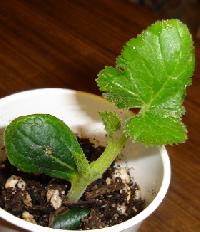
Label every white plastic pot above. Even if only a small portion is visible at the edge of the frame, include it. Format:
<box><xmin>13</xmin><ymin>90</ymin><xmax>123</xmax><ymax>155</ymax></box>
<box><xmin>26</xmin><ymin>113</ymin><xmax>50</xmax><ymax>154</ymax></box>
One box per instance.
<box><xmin>0</xmin><ymin>88</ymin><xmax>171</xmax><ymax>232</ymax></box>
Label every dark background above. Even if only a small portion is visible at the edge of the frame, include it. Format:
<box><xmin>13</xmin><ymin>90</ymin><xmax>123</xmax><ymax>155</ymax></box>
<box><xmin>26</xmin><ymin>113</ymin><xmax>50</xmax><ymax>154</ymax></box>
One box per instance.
<box><xmin>132</xmin><ymin>0</ymin><xmax>200</xmax><ymax>37</ymax></box>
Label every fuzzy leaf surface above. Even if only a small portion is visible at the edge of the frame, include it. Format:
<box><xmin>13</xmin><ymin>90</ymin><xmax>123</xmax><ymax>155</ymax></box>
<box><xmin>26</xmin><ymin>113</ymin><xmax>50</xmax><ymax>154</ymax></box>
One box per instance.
<box><xmin>5</xmin><ymin>114</ymin><xmax>89</xmax><ymax>181</ymax></box>
<box><xmin>97</xmin><ymin>19</ymin><xmax>195</xmax><ymax>145</ymax></box>
<box><xmin>99</xmin><ymin>111</ymin><xmax>121</xmax><ymax>137</ymax></box>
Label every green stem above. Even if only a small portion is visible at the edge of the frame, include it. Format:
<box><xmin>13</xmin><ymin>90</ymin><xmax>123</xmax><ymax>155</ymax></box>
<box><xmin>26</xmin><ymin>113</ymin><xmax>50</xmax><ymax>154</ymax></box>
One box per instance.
<box><xmin>89</xmin><ymin>135</ymin><xmax>127</xmax><ymax>178</ymax></box>
<box><xmin>67</xmin><ymin>135</ymin><xmax>127</xmax><ymax>202</ymax></box>
<box><xmin>67</xmin><ymin>174</ymin><xmax>91</xmax><ymax>202</ymax></box>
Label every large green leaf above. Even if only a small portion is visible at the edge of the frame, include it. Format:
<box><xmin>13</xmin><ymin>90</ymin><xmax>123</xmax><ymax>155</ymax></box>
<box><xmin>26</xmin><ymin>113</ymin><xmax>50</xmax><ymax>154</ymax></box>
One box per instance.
<box><xmin>5</xmin><ymin>114</ymin><xmax>89</xmax><ymax>181</ymax></box>
<box><xmin>97</xmin><ymin>19</ymin><xmax>195</xmax><ymax>145</ymax></box>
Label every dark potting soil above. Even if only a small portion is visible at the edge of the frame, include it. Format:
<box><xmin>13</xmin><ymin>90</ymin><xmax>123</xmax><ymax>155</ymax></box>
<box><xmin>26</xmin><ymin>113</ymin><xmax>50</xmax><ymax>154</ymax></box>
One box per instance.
<box><xmin>0</xmin><ymin>138</ymin><xmax>145</xmax><ymax>230</ymax></box>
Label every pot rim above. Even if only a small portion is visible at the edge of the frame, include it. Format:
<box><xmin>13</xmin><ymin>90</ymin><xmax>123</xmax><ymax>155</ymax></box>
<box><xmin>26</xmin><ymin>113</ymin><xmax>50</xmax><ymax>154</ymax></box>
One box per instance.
<box><xmin>0</xmin><ymin>88</ymin><xmax>171</xmax><ymax>232</ymax></box>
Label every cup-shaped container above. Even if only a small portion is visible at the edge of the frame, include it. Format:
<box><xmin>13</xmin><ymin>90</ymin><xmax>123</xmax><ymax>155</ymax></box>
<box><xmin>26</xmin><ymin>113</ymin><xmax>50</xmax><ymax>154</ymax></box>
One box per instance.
<box><xmin>0</xmin><ymin>88</ymin><xmax>170</xmax><ymax>232</ymax></box>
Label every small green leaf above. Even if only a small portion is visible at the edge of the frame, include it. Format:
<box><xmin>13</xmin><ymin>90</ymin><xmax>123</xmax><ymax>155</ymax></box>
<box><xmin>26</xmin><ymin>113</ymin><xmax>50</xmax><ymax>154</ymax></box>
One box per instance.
<box><xmin>99</xmin><ymin>111</ymin><xmax>121</xmax><ymax>137</ymax></box>
<box><xmin>97</xmin><ymin>19</ymin><xmax>195</xmax><ymax>145</ymax></box>
<box><xmin>5</xmin><ymin>114</ymin><xmax>89</xmax><ymax>181</ymax></box>
<box><xmin>52</xmin><ymin>207</ymin><xmax>89</xmax><ymax>230</ymax></box>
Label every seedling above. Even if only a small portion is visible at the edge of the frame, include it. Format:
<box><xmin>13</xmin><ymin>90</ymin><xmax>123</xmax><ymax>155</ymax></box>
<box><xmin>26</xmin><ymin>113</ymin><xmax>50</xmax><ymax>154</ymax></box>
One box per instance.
<box><xmin>4</xmin><ymin>19</ymin><xmax>194</xmax><ymax>229</ymax></box>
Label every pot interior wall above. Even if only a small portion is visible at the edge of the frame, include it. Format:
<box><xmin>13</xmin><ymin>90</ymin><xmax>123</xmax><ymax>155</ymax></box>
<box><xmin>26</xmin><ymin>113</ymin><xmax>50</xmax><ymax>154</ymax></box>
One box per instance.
<box><xmin>0</xmin><ymin>88</ymin><xmax>165</xmax><ymax>231</ymax></box>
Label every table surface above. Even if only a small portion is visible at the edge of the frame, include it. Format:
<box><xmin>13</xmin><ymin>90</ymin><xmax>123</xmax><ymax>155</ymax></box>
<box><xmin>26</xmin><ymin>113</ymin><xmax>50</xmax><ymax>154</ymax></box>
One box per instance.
<box><xmin>0</xmin><ymin>0</ymin><xmax>199</xmax><ymax>231</ymax></box>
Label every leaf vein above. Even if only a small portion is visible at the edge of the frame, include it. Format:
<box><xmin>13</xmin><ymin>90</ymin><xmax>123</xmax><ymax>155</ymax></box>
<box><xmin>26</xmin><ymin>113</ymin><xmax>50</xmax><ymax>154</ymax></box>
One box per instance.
<box><xmin>17</xmin><ymin>128</ymin><xmax>75</xmax><ymax>171</ymax></box>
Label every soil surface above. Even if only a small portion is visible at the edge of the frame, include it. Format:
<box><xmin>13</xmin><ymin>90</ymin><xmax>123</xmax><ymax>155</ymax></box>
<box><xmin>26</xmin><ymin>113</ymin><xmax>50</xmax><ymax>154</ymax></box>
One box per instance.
<box><xmin>0</xmin><ymin>138</ymin><xmax>145</xmax><ymax>230</ymax></box>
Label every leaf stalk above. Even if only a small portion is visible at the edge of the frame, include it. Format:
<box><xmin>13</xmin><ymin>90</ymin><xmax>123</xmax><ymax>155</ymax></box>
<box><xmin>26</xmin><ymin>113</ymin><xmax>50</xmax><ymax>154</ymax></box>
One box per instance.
<box><xmin>67</xmin><ymin>135</ymin><xmax>127</xmax><ymax>202</ymax></box>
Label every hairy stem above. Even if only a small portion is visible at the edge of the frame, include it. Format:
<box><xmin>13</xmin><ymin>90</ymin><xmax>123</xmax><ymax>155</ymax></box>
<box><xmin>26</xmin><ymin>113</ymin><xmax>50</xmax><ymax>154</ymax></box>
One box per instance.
<box><xmin>67</xmin><ymin>135</ymin><xmax>127</xmax><ymax>202</ymax></box>
<box><xmin>89</xmin><ymin>135</ymin><xmax>127</xmax><ymax>178</ymax></box>
<box><xmin>67</xmin><ymin>174</ymin><xmax>91</xmax><ymax>202</ymax></box>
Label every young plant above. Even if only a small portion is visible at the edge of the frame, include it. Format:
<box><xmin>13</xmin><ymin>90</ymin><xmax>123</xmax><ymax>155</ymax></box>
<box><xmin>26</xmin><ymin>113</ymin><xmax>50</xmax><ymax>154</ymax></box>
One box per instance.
<box><xmin>4</xmin><ymin>19</ymin><xmax>194</xmax><ymax>223</ymax></box>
